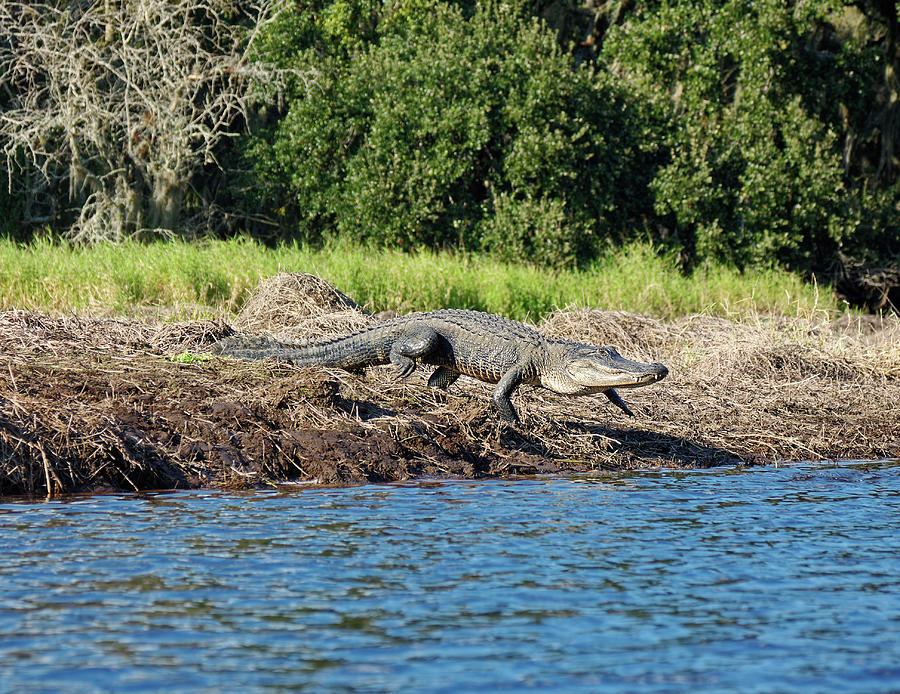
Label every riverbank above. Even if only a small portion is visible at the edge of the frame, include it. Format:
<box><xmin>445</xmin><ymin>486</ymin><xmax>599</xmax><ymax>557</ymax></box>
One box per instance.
<box><xmin>1</xmin><ymin>273</ymin><xmax>897</xmax><ymax>497</ymax></box>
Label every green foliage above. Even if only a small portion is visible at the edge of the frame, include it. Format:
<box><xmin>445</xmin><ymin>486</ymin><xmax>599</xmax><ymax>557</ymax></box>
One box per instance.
<box><xmin>245</xmin><ymin>0</ymin><xmax>648</xmax><ymax>267</ymax></box>
<box><xmin>478</xmin><ymin>193</ymin><xmax>591</xmax><ymax>269</ymax></box>
<box><xmin>240</xmin><ymin>0</ymin><xmax>898</xmax><ymax>276</ymax></box>
<box><xmin>171</xmin><ymin>351</ymin><xmax>214</xmax><ymax>364</ymax></box>
<box><xmin>601</xmin><ymin>0</ymin><xmax>896</xmax><ymax>270</ymax></box>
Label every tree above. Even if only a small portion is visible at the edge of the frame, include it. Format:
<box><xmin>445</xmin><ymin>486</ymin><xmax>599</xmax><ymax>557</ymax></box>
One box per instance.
<box><xmin>599</xmin><ymin>0</ymin><xmax>898</xmax><ymax>271</ymax></box>
<box><xmin>853</xmin><ymin>0</ymin><xmax>899</xmax><ymax>185</ymax></box>
<box><xmin>0</xmin><ymin>0</ymin><xmax>310</xmax><ymax>242</ymax></box>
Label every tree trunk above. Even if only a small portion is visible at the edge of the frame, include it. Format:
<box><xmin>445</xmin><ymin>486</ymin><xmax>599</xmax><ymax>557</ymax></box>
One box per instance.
<box><xmin>149</xmin><ymin>170</ymin><xmax>183</xmax><ymax>231</ymax></box>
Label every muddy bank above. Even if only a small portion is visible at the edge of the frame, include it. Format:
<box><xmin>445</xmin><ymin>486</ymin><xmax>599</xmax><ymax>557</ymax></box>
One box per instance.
<box><xmin>2</xmin><ymin>273</ymin><xmax>899</xmax><ymax>496</ymax></box>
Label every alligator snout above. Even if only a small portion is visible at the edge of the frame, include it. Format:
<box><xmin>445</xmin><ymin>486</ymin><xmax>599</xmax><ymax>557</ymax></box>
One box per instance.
<box><xmin>638</xmin><ymin>362</ymin><xmax>668</xmax><ymax>384</ymax></box>
<box><xmin>651</xmin><ymin>362</ymin><xmax>668</xmax><ymax>379</ymax></box>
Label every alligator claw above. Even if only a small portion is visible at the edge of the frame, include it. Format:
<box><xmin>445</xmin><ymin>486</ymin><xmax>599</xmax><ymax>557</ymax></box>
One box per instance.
<box><xmin>393</xmin><ymin>360</ymin><xmax>417</xmax><ymax>379</ymax></box>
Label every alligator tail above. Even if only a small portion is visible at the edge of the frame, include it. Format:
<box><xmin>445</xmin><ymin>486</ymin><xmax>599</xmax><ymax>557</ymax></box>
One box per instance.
<box><xmin>211</xmin><ymin>331</ymin><xmax>392</xmax><ymax>370</ymax></box>
<box><xmin>209</xmin><ymin>335</ymin><xmax>288</xmax><ymax>361</ymax></box>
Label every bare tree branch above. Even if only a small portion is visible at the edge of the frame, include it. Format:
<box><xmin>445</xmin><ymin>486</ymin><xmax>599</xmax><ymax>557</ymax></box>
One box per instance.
<box><xmin>0</xmin><ymin>0</ymin><xmax>313</xmax><ymax>242</ymax></box>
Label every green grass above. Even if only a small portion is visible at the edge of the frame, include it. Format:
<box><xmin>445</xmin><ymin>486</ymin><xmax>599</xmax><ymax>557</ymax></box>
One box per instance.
<box><xmin>0</xmin><ymin>236</ymin><xmax>845</xmax><ymax>321</ymax></box>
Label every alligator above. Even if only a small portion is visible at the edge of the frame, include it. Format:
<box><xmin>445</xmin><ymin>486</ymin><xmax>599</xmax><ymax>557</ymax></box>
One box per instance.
<box><xmin>211</xmin><ymin>309</ymin><xmax>668</xmax><ymax>423</ymax></box>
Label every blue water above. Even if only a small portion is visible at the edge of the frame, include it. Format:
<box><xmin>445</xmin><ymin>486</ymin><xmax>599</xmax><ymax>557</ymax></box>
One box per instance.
<box><xmin>2</xmin><ymin>463</ymin><xmax>900</xmax><ymax>693</ymax></box>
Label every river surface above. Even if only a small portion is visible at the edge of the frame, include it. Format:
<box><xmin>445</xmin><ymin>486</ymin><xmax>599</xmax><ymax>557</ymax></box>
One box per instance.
<box><xmin>2</xmin><ymin>462</ymin><xmax>900</xmax><ymax>693</ymax></box>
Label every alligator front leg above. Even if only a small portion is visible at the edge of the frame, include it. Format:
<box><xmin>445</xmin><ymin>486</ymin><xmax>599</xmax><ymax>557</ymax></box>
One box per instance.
<box><xmin>492</xmin><ymin>367</ymin><xmax>524</xmax><ymax>423</ymax></box>
<box><xmin>389</xmin><ymin>325</ymin><xmax>441</xmax><ymax>379</ymax></box>
<box><xmin>604</xmin><ymin>388</ymin><xmax>634</xmax><ymax>417</ymax></box>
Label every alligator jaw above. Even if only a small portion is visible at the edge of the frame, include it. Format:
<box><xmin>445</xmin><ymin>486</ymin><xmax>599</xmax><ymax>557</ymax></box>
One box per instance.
<box><xmin>621</xmin><ymin>364</ymin><xmax>669</xmax><ymax>387</ymax></box>
<box><xmin>574</xmin><ymin>355</ymin><xmax>668</xmax><ymax>417</ymax></box>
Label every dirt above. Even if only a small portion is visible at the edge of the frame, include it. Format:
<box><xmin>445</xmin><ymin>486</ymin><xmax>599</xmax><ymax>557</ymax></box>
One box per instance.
<box><xmin>2</xmin><ymin>273</ymin><xmax>899</xmax><ymax>497</ymax></box>
<box><xmin>0</xmin><ymin>340</ymin><xmax>606</xmax><ymax>496</ymax></box>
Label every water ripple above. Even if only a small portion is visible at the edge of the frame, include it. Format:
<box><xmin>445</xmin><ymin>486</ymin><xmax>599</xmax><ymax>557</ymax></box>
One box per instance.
<box><xmin>1</xmin><ymin>462</ymin><xmax>900</xmax><ymax>693</ymax></box>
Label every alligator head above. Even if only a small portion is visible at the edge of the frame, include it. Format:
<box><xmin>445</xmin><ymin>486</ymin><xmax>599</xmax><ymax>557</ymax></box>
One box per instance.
<box><xmin>541</xmin><ymin>343</ymin><xmax>668</xmax><ymax>414</ymax></box>
<box><xmin>565</xmin><ymin>345</ymin><xmax>668</xmax><ymax>390</ymax></box>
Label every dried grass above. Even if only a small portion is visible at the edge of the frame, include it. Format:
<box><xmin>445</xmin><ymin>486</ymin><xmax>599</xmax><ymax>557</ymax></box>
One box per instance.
<box><xmin>231</xmin><ymin>272</ymin><xmax>374</xmax><ymax>341</ymax></box>
<box><xmin>1</xmin><ymin>274</ymin><xmax>898</xmax><ymax>497</ymax></box>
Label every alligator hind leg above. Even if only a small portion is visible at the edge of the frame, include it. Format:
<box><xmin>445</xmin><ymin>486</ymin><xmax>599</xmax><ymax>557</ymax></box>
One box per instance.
<box><xmin>389</xmin><ymin>325</ymin><xmax>441</xmax><ymax>379</ymax></box>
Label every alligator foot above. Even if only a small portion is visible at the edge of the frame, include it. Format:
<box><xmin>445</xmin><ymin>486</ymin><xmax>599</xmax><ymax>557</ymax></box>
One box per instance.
<box><xmin>493</xmin><ymin>367</ymin><xmax>524</xmax><ymax>423</ymax></box>
<box><xmin>494</xmin><ymin>400</ymin><xmax>520</xmax><ymax>424</ymax></box>
<box><xmin>389</xmin><ymin>326</ymin><xmax>442</xmax><ymax>380</ymax></box>
<box><xmin>427</xmin><ymin>367</ymin><xmax>460</xmax><ymax>390</ymax></box>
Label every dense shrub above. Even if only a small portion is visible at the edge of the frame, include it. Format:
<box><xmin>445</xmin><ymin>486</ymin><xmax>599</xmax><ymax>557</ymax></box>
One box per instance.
<box><xmin>242</xmin><ymin>0</ymin><xmax>899</xmax><ymax>278</ymax></box>
<box><xmin>600</xmin><ymin>0</ymin><xmax>898</xmax><ymax>270</ymax></box>
<box><xmin>244</xmin><ymin>0</ymin><xmax>656</xmax><ymax>268</ymax></box>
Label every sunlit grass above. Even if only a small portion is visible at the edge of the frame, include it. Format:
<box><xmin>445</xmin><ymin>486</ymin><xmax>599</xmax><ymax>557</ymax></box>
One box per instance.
<box><xmin>0</xmin><ymin>236</ymin><xmax>846</xmax><ymax>321</ymax></box>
